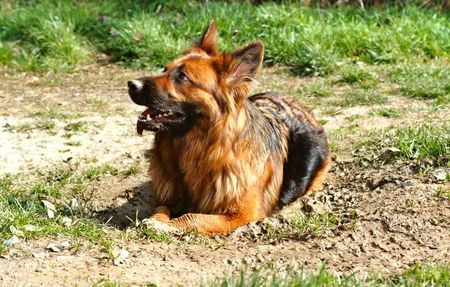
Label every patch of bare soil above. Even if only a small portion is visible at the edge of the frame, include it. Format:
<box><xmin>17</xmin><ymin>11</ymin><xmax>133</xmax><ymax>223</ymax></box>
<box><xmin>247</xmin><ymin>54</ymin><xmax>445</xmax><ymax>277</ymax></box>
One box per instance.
<box><xmin>0</xmin><ymin>65</ymin><xmax>148</xmax><ymax>174</ymax></box>
<box><xmin>0</xmin><ymin>65</ymin><xmax>448</xmax><ymax>286</ymax></box>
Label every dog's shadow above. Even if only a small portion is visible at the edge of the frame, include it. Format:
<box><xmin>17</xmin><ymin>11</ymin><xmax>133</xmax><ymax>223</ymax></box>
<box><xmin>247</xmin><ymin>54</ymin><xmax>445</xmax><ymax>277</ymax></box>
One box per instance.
<box><xmin>93</xmin><ymin>180</ymin><xmax>156</xmax><ymax>229</ymax></box>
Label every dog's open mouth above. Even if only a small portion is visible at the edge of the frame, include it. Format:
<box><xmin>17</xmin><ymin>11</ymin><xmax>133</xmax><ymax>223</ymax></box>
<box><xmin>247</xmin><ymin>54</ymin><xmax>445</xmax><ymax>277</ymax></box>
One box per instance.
<box><xmin>137</xmin><ymin>108</ymin><xmax>185</xmax><ymax>134</ymax></box>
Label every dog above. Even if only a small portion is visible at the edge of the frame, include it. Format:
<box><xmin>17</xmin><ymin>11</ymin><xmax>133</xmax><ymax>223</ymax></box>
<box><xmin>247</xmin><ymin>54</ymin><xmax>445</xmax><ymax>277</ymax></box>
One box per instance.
<box><xmin>128</xmin><ymin>21</ymin><xmax>331</xmax><ymax>235</ymax></box>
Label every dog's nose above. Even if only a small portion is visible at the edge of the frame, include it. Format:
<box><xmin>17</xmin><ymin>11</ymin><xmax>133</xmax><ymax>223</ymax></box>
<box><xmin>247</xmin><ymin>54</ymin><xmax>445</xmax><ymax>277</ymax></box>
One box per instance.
<box><xmin>128</xmin><ymin>80</ymin><xmax>143</xmax><ymax>91</ymax></box>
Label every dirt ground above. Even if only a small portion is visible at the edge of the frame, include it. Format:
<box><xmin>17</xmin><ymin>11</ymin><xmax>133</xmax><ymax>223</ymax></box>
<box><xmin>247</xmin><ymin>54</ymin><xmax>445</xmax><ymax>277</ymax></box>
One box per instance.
<box><xmin>0</xmin><ymin>65</ymin><xmax>448</xmax><ymax>286</ymax></box>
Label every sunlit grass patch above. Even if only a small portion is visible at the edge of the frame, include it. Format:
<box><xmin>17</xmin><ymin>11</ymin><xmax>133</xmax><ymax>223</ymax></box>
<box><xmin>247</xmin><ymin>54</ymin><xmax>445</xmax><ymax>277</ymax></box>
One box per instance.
<box><xmin>8</xmin><ymin>122</ymin><xmax>34</xmax><ymax>132</ymax></box>
<box><xmin>291</xmin><ymin>212</ymin><xmax>343</xmax><ymax>237</ymax></box>
<box><xmin>208</xmin><ymin>262</ymin><xmax>450</xmax><ymax>287</ymax></box>
<box><xmin>65</xmin><ymin>140</ymin><xmax>81</xmax><ymax>147</ymax></box>
<box><xmin>289</xmin><ymin>42</ymin><xmax>338</xmax><ymax>76</ymax></box>
<box><xmin>262</xmin><ymin>212</ymin><xmax>345</xmax><ymax>241</ymax></box>
<box><xmin>9</xmin><ymin>119</ymin><xmax>56</xmax><ymax>133</ymax></box>
<box><xmin>64</xmin><ymin>121</ymin><xmax>88</xmax><ymax>134</ymax></box>
<box><xmin>91</xmin><ymin>279</ymin><xmax>133</xmax><ymax>287</ymax></box>
<box><xmin>436</xmin><ymin>187</ymin><xmax>450</xmax><ymax>200</ymax></box>
<box><xmin>30</xmin><ymin>106</ymin><xmax>81</xmax><ymax>120</ymax></box>
<box><xmin>335</xmin><ymin>67</ymin><xmax>375</xmax><ymax>86</ymax></box>
<box><xmin>299</xmin><ymin>82</ymin><xmax>332</xmax><ymax>98</ymax></box>
<box><xmin>9</xmin><ymin>107</ymin><xmax>83</xmax><ymax>134</ymax></box>
<box><xmin>388</xmin><ymin>64</ymin><xmax>450</xmax><ymax>103</ymax></box>
<box><xmin>387</xmin><ymin>262</ymin><xmax>450</xmax><ymax>287</ymax></box>
<box><xmin>358</xmin><ymin>124</ymin><xmax>450</xmax><ymax>168</ymax></box>
<box><xmin>333</xmin><ymin>90</ymin><xmax>388</xmax><ymax>107</ymax></box>
<box><xmin>35</xmin><ymin>119</ymin><xmax>56</xmax><ymax>131</ymax></box>
<box><xmin>119</xmin><ymin>165</ymin><xmax>141</xmax><ymax>178</ymax></box>
<box><xmin>83</xmin><ymin>164</ymin><xmax>119</xmax><ymax>181</ymax></box>
<box><xmin>0</xmin><ymin>42</ymin><xmax>13</xmax><ymax>65</ymax></box>
<box><xmin>1</xmin><ymin>3</ymin><xmax>93</xmax><ymax>72</ymax></box>
<box><xmin>209</xmin><ymin>264</ymin><xmax>346</xmax><ymax>287</ymax></box>
<box><xmin>370</xmin><ymin>107</ymin><xmax>401</xmax><ymax>118</ymax></box>
<box><xmin>321</xmin><ymin>106</ymin><xmax>343</xmax><ymax>117</ymax></box>
<box><xmin>138</xmin><ymin>227</ymin><xmax>174</xmax><ymax>244</ymax></box>
<box><xmin>85</xmin><ymin>97</ymin><xmax>108</xmax><ymax>107</ymax></box>
<box><xmin>388</xmin><ymin>124</ymin><xmax>449</xmax><ymax>162</ymax></box>
<box><xmin>0</xmin><ymin>180</ymin><xmax>112</xmax><ymax>255</ymax></box>
<box><xmin>1</xmin><ymin>2</ymin><xmax>448</xmax><ymax>73</ymax></box>
<box><xmin>35</xmin><ymin>16</ymin><xmax>92</xmax><ymax>71</ymax></box>
<box><xmin>0</xmin><ymin>162</ymin><xmax>142</xmax><ymax>255</ymax></box>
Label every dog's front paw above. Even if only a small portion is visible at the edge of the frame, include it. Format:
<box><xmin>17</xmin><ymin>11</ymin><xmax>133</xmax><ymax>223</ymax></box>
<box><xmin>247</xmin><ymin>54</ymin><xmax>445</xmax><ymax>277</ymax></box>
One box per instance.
<box><xmin>141</xmin><ymin>217</ymin><xmax>178</xmax><ymax>233</ymax></box>
<box><xmin>151</xmin><ymin>206</ymin><xmax>171</xmax><ymax>222</ymax></box>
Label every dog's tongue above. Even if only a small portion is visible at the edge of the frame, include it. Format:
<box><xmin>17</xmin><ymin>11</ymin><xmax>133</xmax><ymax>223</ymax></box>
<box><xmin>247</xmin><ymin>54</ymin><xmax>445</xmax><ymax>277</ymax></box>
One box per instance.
<box><xmin>136</xmin><ymin>109</ymin><xmax>151</xmax><ymax>135</ymax></box>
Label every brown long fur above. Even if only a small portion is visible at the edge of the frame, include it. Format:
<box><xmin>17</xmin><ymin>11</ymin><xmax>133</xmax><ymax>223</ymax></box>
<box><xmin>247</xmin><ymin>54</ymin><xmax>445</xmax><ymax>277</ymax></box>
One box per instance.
<box><xmin>128</xmin><ymin>21</ymin><xmax>331</xmax><ymax>235</ymax></box>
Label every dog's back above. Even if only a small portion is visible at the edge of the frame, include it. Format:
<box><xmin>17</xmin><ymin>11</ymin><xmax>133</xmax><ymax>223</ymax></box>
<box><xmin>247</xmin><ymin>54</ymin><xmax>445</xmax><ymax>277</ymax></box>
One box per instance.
<box><xmin>249</xmin><ymin>92</ymin><xmax>331</xmax><ymax>207</ymax></box>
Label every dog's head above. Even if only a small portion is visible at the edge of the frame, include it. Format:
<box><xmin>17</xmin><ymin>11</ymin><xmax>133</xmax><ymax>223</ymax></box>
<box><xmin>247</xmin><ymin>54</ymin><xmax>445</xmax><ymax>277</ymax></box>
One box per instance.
<box><xmin>128</xmin><ymin>21</ymin><xmax>264</xmax><ymax>135</ymax></box>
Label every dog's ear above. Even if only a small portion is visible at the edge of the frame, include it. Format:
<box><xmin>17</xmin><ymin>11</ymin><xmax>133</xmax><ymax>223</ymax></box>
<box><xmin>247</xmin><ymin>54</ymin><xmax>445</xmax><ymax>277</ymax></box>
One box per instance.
<box><xmin>195</xmin><ymin>20</ymin><xmax>218</xmax><ymax>56</ymax></box>
<box><xmin>226</xmin><ymin>41</ymin><xmax>264</xmax><ymax>84</ymax></box>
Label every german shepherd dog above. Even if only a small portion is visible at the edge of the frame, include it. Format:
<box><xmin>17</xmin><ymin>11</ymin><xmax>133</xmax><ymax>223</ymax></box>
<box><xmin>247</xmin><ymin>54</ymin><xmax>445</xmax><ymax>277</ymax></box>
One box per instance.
<box><xmin>128</xmin><ymin>21</ymin><xmax>331</xmax><ymax>235</ymax></box>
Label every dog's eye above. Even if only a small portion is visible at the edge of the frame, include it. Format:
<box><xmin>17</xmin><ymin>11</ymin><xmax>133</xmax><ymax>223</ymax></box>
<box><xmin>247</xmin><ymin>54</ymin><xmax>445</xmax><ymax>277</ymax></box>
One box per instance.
<box><xmin>176</xmin><ymin>71</ymin><xmax>189</xmax><ymax>82</ymax></box>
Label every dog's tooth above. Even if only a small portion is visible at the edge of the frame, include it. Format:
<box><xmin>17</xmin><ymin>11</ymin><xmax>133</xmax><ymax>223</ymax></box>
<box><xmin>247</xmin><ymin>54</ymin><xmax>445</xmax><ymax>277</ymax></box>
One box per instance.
<box><xmin>163</xmin><ymin>113</ymin><xmax>168</xmax><ymax>117</ymax></box>
<box><xmin>147</xmin><ymin>114</ymin><xmax>151</xmax><ymax>120</ymax></box>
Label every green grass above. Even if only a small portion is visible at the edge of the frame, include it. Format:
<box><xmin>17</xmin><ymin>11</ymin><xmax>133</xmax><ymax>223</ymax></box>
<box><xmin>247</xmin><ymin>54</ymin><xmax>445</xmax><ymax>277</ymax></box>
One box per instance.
<box><xmin>30</xmin><ymin>106</ymin><xmax>81</xmax><ymax>120</ymax></box>
<box><xmin>370</xmin><ymin>107</ymin><xmax>401</xmax><ymax>118</ymax></box>
<box><xmin>8</xmin><ymin>107</ymin><xmax>83</xmax><ymax>134</ymax></box>
<box><xmin>335</xmin><ymin>67</ymin><xmax>375</xmax><ymax>86</ymax></box>
<box><xmin>84</xmin><ymin>262</ymin><xmax>450</xmax><ymax>287</ymax></box>
<box><xmin>0</xmin><ymin>163</ymin><xmax>142</xmax><ymax>255</ymax></box>
<box><xmin>9</xmin><ymin>119</ymin><xmax>57</xmax><ymax>133</ymax></box>
<box><xmin>358</xmin><ymin>124</ymin><xmax>450</xmax><ymax>168</ymax></box>
<box><xmin>334</xmin><ymin>90</ymin><xmax>388</xmax><ymax>107</ymax></box>
<box><xmin>208</xmin><ymin>262</ymin><xmax>450</xmax><ymax>287</ymax></box>
<box><xmin>64</xmin><ymin>121</ymin><xmax>88</xmax><ymax>133</ymax></box>
<box><xmin>0</xmin><ymin>1</ymin><xmax>449</xmax><ymax>74</ymax></box>
<box><xmin>387</xmin><ymin>63</ymin><xmax>450</xmax><ymax>103</ymax></box>
<box><xmin>65</xmin><ymin>140</ymin><xmax>82</xmax><ymax>147</ymax></box>
<box><xmin>436</xmin><ymin>187</ymin><xmax>450</xmax><ymax>200</ymax></box>
<box><xmin>291</xmin><ymin>212</ymin><xmax>342</xmax><ymax>237</ymax></box>
<box><xmin>263</xmin><ymin>212</ymin><xmax>344</xmax><ymax>241</ymax></box>
<box><xmin>90</xmin><ymin>280</ymin><xmax>158</xmax><ymax>287</ymax></box>
<box><xmin>82</xmin><ymin>163</ymin><xmax>142</xmax><ymax>180</ymax></box>
<box><xmin>90</xmin><ymin>280</ymin><xmax>154</xmax><ymax>287</ymax></box>
<box><xmin>138</xmin><ymin>227</ymin><xmax>174</xmax><ymax>244</ymax></box>
<box><xmin>86</xmin><ymin>97</ymin><xmax>108</xmax><ymax>108</ymax></box>
<box><xmin>387</xmin><ymin>124</ymin><xmax>449</xmax><ymax>162</ymax></box>
<box><xmin>299</xmin><ymin>82</ymin><xmax>332</xmax><ymax>98</ymax></box>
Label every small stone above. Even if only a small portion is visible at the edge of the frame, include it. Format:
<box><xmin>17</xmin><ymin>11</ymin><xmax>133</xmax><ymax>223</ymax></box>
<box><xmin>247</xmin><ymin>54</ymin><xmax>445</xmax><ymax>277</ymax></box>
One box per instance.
<box><xmin>432</xmin><ymin>170</ymin><xmax>447</xmax><ymax>181</ymax></box>
<box><xmin>47</xmin><ymin>243</ymin><xmax>61</xmax><ymax>253</ymax></box>
<box><xmin>112</xmin><ymin>249</ymin><xmax>129</xmax><ymax>266</ymax></box>
<box><xmin>61</xmin><ymin>217</ymin><xmax>72</xmax><ymax>227</ymax></box>
<box><xmin>60</xmin><ymin>241</ymin><xmax>70</xmax><ymax>249</ymax></box>
<box><xmin>2</xmin><ymin>235</ymin><xmax>20</xmax><ymax>248</ymax></box>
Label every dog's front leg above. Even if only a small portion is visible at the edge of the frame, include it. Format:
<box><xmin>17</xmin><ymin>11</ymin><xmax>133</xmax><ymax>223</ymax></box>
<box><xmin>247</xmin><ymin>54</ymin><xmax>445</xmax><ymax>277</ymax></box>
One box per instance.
<box><xmin>169</xmin><ymin>213</ymin><xmax>257</xmax><ymax>236</ymax></box>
